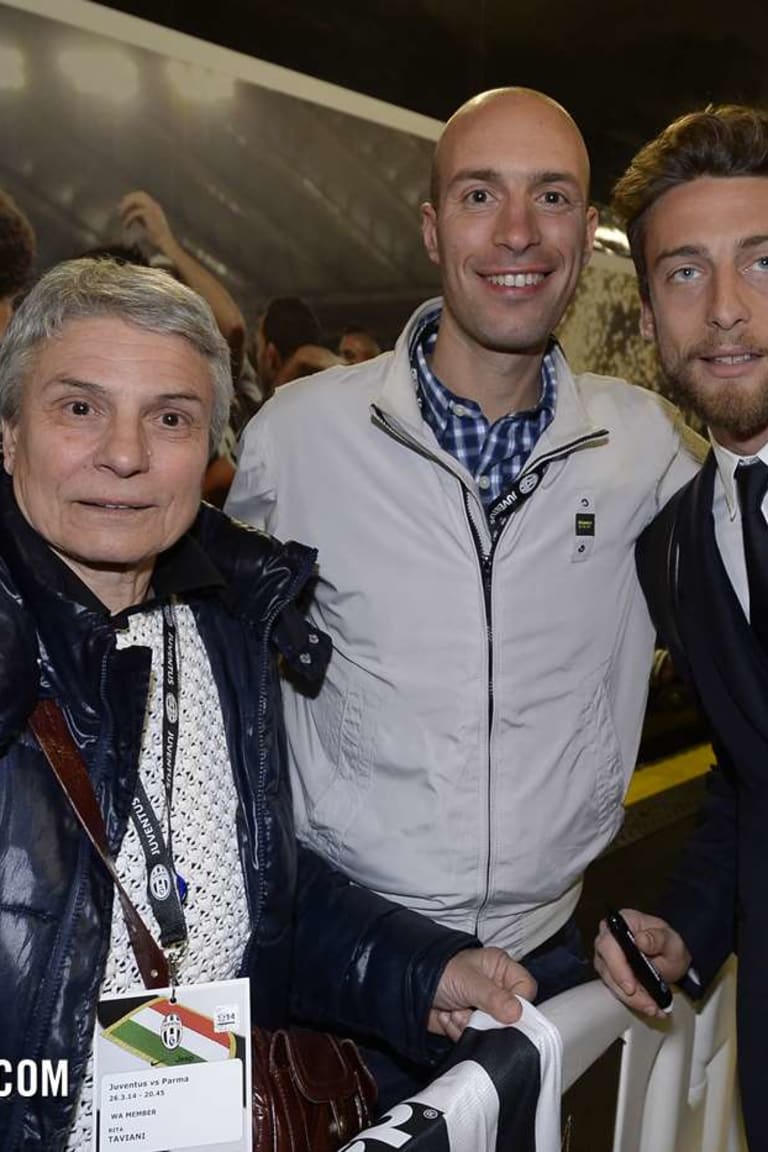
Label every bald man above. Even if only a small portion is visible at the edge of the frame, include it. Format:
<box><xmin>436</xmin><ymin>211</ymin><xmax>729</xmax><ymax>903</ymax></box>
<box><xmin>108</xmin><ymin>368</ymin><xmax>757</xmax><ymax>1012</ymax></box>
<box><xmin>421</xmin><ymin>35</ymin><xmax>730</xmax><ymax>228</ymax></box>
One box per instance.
<box><xmin>227</xmin><ymin>88</ymin><xmax>701</xmax><ymax>1102</ymax></box>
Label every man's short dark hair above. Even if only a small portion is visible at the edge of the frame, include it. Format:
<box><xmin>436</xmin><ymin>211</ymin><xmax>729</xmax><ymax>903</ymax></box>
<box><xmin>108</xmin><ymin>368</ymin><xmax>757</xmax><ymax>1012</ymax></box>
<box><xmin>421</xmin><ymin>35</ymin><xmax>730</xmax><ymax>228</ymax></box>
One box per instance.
<box><xmin>0</xmin><ymin>189</ymin><xmax>36</xmax><ymax>299</ymax></box>
<box><xmin>78</xmin><ymin>243</ymin><xmax>149</xmax><ymax>267</ymax></box>
<box><xmin>262</xmin><ymin>297</ymin><xmax>321</xmax><ymax>360</ymax></box>
<box><xmin>612</xmin><ymin>104</ymin><xmax>768</xmax><ymax>300</ymax></box>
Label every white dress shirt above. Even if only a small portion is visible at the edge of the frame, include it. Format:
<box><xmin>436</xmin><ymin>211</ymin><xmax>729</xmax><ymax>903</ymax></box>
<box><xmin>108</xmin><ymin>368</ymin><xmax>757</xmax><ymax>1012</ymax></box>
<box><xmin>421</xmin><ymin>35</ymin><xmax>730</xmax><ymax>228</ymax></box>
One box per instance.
<box><xmin>711</xmin><ymin>435</ymin><xmax>768</xmax><ymax>619</ymax></box>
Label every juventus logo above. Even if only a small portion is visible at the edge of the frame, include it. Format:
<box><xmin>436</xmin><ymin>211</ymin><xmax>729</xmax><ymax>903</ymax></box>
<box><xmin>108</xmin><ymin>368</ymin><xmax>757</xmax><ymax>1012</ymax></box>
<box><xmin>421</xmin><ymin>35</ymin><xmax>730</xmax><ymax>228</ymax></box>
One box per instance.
<box><xmin>160</xmin><ymin>1012</ymin><xmax>183</xmax><ymax>1051</ymax></box>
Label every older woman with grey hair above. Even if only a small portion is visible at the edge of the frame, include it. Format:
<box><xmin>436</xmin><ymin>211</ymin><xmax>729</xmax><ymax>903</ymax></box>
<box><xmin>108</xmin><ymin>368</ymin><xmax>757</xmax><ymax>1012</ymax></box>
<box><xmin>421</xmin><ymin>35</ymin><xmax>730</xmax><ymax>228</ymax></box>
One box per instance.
<box><xmin>0</xmin><ymin>259</ymin><xmax>534</xmax><ymax>1151</ymax></box>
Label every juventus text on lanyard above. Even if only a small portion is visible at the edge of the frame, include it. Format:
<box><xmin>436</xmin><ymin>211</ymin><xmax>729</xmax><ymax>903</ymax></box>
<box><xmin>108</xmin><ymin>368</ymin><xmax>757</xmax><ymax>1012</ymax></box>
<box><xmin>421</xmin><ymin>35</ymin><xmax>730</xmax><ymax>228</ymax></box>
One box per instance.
<box><xmin>128</xmin><ymin>602</ymin><xmax>189</xmax><ymax>951</ymax></box>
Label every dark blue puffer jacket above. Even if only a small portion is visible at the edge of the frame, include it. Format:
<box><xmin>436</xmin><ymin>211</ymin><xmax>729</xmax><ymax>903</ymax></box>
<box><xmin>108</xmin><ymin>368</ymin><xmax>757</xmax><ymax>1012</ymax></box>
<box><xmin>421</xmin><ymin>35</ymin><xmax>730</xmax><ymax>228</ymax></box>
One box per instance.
<box><xmin>0</xmin><ymin>485</ymin><xmax>475</xmax><ymax>1151</ymax></box>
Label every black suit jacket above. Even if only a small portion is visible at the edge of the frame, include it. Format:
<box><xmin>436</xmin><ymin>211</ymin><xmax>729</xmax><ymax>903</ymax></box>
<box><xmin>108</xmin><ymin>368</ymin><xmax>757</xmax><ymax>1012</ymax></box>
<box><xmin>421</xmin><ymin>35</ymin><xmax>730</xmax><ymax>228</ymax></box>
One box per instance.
<box><xmin>637</xmin><ymin>450</ymin><xmax>768</xmax><ymax>1146</ymax></box>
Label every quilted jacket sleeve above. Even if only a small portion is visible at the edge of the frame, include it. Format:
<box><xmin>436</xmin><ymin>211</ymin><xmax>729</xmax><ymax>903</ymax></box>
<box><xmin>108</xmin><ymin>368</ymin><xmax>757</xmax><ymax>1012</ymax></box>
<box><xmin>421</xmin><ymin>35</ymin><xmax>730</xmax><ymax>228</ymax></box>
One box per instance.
<box><xmin>291</xmin><ymin>844</ymin><xmax>479</xmax><ymax>1064</ymax></box>
<box><xmin>0</xmin><ymin>558</ymin><xmax>39</xmax><ymax>747</ymax></box>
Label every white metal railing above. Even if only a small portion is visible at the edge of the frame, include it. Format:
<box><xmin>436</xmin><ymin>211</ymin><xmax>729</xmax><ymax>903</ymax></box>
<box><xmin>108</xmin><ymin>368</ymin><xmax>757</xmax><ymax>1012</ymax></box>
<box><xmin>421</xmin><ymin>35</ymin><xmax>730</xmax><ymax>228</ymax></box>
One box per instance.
<box><xmin>538</xmin><ymin>958</ymin><xmax>747</xmax><ymax>1152</ymax></box>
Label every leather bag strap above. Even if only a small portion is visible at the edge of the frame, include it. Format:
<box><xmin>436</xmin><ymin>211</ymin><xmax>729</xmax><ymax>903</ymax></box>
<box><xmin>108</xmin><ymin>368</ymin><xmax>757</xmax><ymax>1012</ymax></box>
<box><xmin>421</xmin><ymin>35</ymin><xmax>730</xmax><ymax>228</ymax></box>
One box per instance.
<box><xmin>29</xmin><ymin>697</ymin><xmax>170</xmax><ymax>989</ymax></box>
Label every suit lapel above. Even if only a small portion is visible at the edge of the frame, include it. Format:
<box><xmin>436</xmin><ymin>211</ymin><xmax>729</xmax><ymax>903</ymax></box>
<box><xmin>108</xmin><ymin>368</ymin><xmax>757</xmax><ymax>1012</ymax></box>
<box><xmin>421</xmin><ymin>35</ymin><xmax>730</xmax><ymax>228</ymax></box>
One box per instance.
<box><xmin>677</xmin><ymin>452</ymin><xmax>768</xmax><ymax>745</ymax></box>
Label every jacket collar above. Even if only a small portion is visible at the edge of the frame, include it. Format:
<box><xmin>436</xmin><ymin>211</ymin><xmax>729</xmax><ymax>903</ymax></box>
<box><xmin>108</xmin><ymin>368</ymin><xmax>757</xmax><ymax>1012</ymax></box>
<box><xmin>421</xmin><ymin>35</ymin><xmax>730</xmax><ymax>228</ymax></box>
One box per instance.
<box><xmin>374</xmin><ymin>298</ymin><xmax>437</xmax><ymax>434</ymax></box>
<box><xmin>0</xmin><ymin>475</ymin><xmax>326</xmax><ymax>695</ymax></box>
<box><xmin>0</xmin><ymin>473</ymin><xmax>226</xmax><ymax>621</ymax></box>
<box><xmin>374</xmin><ymin>297</ymin><xmax>603</xmax><ymax>453</ymax></box>
<box><xmin>533</xmin><ymin>342</ymin><xmax>602</xmax><ymax>454</ymax></box>
<box><xmin>0</xmin><ymin>473</ymin><xmax>320</xmax><ymax>647</ymax></box>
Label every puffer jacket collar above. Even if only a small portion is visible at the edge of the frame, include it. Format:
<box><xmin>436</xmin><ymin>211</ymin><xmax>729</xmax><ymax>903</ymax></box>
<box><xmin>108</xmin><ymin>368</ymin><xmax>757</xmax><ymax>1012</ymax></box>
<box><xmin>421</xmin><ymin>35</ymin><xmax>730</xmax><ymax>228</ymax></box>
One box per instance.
<box><xmin>0</xmin><ymin>474</ymin><xmax>326</xmax><ymax>695</ymax></box>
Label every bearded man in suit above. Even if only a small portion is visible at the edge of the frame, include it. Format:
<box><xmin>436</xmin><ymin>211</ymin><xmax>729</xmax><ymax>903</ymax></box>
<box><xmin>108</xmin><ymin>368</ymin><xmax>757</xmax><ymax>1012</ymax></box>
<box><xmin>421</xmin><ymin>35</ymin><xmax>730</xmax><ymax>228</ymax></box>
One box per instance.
<box><xmin>594</xmin><ymin>104</ymin><xmax>768</xmax><ymax>1150</ymax></box>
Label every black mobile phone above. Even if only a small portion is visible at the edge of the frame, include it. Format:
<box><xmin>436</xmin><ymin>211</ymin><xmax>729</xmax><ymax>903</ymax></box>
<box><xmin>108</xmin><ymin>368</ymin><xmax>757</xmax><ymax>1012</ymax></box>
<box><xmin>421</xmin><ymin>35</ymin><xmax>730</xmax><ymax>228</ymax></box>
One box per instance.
<box><xmin>605</xmin><ymin>908</ymin><xmax>673</xmax><ymax>1012</ymax></box>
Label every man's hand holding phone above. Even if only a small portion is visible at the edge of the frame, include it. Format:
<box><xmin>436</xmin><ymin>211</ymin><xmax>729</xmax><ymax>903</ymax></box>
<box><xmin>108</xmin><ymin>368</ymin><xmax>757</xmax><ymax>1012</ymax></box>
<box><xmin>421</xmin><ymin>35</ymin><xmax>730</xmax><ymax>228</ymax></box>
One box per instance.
<box><xmin>594</xmin><ymin>908</ymin><xmax>692</xmax><ymax>1018</ymax></box>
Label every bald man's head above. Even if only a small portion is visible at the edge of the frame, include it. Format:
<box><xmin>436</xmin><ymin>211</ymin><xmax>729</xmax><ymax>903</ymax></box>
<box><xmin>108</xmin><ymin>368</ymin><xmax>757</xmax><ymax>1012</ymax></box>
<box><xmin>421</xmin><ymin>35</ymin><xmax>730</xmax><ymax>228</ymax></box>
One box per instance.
<box><xmin>420</xmin><ymin>86</ymin><xmax>598</xmax><ymax>360</ymax></box>
<box><xmin>428</xmin><ymin>88</ymin><xmax>591</xmax><ymax>209</ymax></box>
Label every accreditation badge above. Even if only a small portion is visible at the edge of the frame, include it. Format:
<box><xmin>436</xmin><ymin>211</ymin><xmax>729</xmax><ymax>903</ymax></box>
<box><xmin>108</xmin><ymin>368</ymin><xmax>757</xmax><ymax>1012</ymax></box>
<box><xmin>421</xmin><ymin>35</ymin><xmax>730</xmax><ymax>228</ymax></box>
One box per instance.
<box><xmin>93</xmin><ymin>978</ymin><xmax>252</xmax><ymax>1152</ymax></box>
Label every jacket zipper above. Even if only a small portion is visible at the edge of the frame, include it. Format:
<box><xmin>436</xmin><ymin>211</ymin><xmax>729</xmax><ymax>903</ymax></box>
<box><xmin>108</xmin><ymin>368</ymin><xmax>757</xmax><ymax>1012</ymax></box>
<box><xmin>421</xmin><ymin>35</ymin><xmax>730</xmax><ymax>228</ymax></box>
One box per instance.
<box><xmin>460</xmin><ymin>490</ymin><xmax>496</xmax><ymax>939</ymax></box>
<box><xmin>372</xmin><ymin>409</ymin><xmax>608</xmax><ymax>940</ymax></box>
<box><xmin>238</xmin><ymin>547</ymin><xmax>317</xmax><ymax>978</ymax></box>
<box><xmin>463</xmin><ymin>437</ymin><xmax>608</xmax><ymax>937</ymax></box>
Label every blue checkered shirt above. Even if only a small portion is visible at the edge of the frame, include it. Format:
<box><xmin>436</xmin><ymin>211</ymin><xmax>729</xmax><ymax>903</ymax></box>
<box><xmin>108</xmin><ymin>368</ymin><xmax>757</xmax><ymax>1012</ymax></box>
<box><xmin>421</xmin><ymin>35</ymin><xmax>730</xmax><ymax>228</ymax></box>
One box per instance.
<box><xmin>411</xmin><ymin>307</ymin><xmax>557</xmax><ymax>512</ymax></box>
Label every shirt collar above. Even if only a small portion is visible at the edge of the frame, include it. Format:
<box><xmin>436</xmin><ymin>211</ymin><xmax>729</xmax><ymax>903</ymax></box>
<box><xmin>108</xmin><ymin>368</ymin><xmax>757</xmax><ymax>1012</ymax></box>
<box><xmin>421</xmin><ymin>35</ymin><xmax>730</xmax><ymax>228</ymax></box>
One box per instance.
<box><xmin>410</xmin><ymin>304</ymin><xmax>558</xmax><ymax>428</ymax></box>
<box><xmin>710</xmin><ymin>432</ymin><xmax>768</xmax><ymax>519</ymax></box>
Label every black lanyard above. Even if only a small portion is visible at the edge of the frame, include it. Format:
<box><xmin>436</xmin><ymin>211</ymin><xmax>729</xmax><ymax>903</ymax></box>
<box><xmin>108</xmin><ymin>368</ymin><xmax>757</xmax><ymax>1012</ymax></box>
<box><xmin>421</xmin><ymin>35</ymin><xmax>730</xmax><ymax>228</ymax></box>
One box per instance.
<box><xmin>486</xmin><ymin>427</ymin><xmax>610</xmax><ymax>540</ymax></box>
<box><xmin>487</xmin><ymin>459</ymin><xmax>551</xmax><ymax>538</ymax></box>
<box><xmin>129</xmin><ymin>602</ymin><xmax>188</xmax><ymax>949</ymax></box>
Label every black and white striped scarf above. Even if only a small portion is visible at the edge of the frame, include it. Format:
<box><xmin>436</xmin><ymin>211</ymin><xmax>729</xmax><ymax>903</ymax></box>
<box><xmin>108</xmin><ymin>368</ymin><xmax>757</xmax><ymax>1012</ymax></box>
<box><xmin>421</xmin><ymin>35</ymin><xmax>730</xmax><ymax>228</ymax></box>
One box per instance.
<box><xmin>342</xmin><ymin>1001</ymin><xmax>562</xmax><ymax>1152</ymax></box>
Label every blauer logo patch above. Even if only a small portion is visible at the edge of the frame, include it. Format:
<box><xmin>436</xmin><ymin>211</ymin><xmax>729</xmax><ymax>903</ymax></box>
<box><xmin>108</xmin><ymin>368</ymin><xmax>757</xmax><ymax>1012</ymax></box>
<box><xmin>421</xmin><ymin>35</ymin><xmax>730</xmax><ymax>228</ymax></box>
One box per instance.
<box><xmin>572</xmin><ymin>493</ymin><xmax>595</xmax><ymax>562</ymax></box>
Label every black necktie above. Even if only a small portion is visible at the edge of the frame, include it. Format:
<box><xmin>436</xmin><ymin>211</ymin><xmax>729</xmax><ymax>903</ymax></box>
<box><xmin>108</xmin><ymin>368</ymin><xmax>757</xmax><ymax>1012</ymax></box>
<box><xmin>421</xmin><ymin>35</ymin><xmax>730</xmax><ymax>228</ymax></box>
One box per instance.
<box><xmin>735</xmin><ymin>459</ymin><xmax>768</xmax><ymax>649</ymax></box>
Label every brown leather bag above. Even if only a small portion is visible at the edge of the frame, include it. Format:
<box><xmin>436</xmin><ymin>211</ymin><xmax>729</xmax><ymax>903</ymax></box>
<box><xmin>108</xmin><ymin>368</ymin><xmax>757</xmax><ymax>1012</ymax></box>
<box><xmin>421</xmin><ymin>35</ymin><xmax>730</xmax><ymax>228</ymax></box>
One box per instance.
<box><xmin>30</xmin><ymin>698</ymin><xmax>378</xmax><ymax>1152</ymax></box>
<box><xmin>251</xmin><ymin>1027</ymin><xmax>377</xmax><ymax>1151</ymax></box>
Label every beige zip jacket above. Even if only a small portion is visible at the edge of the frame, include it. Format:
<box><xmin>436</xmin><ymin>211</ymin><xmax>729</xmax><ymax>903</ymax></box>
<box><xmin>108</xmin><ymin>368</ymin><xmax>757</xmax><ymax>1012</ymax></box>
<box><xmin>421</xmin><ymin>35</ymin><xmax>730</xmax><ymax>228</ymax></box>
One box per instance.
<box><xmin>226</xmin><ymin>299</ymin><xmax>702</xmax><ymax>958</ymax></box>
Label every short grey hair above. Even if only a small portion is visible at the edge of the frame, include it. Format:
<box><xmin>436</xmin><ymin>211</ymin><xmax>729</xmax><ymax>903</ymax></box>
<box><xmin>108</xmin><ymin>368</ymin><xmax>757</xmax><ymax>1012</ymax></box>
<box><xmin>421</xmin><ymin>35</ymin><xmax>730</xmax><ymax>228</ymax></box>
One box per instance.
<box><xmin>0</xmin><ymin>258</ymin><xmax>234</xmax><ymax>452</ymax></box>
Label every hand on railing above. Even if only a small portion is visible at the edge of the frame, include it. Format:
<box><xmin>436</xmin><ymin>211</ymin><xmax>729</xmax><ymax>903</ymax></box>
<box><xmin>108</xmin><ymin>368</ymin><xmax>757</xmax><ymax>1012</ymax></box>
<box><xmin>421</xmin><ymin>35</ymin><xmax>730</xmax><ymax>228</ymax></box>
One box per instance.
<box><xmin>428</xmin><ymin>946</ymin><xmax>537</xmax><ymax>1039</ymax></box>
